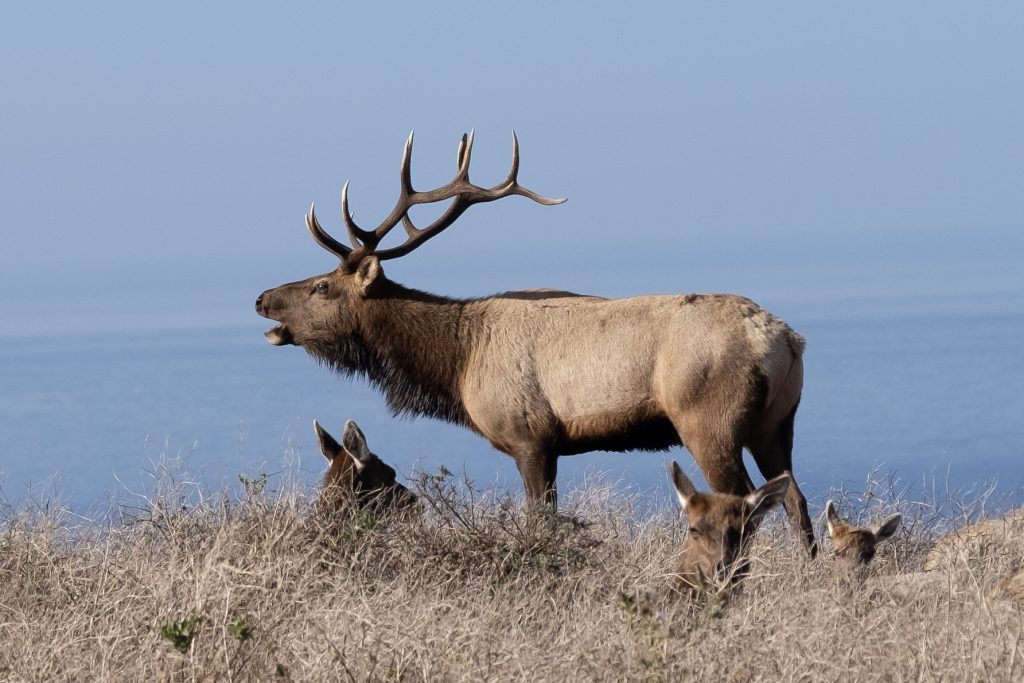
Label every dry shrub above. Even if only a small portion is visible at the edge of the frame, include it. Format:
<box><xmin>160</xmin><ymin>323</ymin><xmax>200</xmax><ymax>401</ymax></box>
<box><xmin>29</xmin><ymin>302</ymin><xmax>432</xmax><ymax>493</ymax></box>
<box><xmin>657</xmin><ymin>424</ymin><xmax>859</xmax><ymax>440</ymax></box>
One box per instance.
<box><xmin>1</xmin><ymin>466</ymin><xmax>1022</xmax><ymax>682</ymax></box>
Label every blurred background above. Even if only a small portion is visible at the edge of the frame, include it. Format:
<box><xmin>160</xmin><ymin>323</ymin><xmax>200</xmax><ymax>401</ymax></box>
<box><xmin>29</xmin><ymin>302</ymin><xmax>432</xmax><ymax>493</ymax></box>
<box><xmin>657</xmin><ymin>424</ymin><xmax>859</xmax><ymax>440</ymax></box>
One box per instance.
<box><xmin>1</xmin><ymin>2</ymin><xmax>1021</xmax><ymax>511</ymax></box>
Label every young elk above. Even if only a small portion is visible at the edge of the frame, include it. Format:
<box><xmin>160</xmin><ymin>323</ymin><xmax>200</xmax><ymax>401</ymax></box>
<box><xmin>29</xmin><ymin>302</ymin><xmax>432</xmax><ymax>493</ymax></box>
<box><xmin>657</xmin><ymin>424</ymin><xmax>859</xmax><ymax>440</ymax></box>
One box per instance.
<box><xmin>669</xmin><ymin>461</ymin><xmax>791</xmax><ymax>592</ymax></box>
<box><xmin>313</xmin><ymin>419</ymin><xmax>417</xmax><ymax>512</ymax></box>
<box><xmin>825</xmin><ymin>500</ymin><xmax>901</xmax><ymax>578</ymax></box>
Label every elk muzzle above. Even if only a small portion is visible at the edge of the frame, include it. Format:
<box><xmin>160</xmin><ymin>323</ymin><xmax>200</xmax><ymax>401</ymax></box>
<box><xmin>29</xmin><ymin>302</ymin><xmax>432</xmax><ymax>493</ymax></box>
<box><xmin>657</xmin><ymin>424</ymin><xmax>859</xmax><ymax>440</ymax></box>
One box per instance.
<box><xmin>255</xmin><ymin>289</ymin><xmax>295</xmax><ymax>346</ymax></box>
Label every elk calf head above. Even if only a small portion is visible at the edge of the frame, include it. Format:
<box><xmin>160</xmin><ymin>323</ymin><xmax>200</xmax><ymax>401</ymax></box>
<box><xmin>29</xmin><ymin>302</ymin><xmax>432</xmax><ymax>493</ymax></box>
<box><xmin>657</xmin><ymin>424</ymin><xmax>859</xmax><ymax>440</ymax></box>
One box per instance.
<box><xmin>314</xmin><ymin>420</ymin><xmax>417</xmax><ymax>512</ymax></box>
<box><xmin>825</xmin><ymin>500</ymin><xmax>901</xmax><ymax>577</ymax></box>
<box><xmin>669</xmin><ymin>461</ymin><xmax>790</xmax><ymax>591</ymax></box>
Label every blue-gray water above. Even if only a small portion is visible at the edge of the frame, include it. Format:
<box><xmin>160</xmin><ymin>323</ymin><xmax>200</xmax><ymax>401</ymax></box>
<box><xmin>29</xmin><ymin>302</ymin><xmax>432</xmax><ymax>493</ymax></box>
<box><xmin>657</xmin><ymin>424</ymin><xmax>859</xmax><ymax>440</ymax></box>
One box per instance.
<box><xmin>1</xmin><ymin>298</ymin><xmax>1022</xmax><ymax>512</ymax></box>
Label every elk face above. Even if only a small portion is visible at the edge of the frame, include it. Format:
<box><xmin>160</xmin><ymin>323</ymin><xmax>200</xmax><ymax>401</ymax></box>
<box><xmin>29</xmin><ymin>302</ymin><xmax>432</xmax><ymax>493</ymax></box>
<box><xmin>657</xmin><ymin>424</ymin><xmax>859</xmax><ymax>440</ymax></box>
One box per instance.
<box><xmin>669</xmin><ymin>461</ymin><xmax>790</xmax><ymax>591</ymax></box>
<box><xmin>314</xmin><ymin>419</ymin><xmax>417</xmax><ymax>511</ymax></box>
<box><xmin>825</xmin><ymin>501</ymin><xmax>901</xmax><ymax>578</ymax></box>
<box><xmin>256</xmin><ymin>257</ymin><xmax>383</xmax><ymax>348</ymax></box>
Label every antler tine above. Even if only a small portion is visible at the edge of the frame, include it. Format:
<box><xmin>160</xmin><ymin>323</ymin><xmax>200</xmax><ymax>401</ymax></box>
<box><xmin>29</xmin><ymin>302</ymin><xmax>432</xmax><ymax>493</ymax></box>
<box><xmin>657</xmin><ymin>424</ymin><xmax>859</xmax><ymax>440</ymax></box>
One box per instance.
<box><xmin>508</xmin><ymin>130</ymin><xmax>521</xmax><ymax>183</ymax></box>
<box><xmin>401</xmin><ymin>214</ymin><xmax>426</xmax><ymax>239</ymax></box>
<box><xmin>341</xmin><ymin>180</ymin><xmax>378</xmax><ymax>248</ymax></box>
<box><xmin>458</xmin><ymin>129</ymin><xmax>475</xmax><ymax>180</ymax></box>
<box><xmin>456</xmin><ymin>133</ymin><xmax>467</xmax><ymax>171</ymax></box>
<box><xmin>306</xmin><ymin>203</ymin><xmax>353</xmax><ymax>259</ymax></box>
<box><xmin>511</xmin><ymin>185</ymin><xmax>568</xmax><ymax>206</ymax></box>
<box><xmin>503</xmin><ymin>131</ymin><xmax>566</xmax><ymax>206</ymax></box>
<box><xmin>399</xmin><ymin>130</ymin><xmax>415</xmax><ymax>196</ymax></box>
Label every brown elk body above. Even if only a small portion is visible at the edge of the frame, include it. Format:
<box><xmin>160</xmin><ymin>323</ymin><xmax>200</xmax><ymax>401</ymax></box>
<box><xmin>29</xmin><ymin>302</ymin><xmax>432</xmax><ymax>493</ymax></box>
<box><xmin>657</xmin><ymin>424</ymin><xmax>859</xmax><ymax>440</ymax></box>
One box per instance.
<box><xmin>924</xmin><ymin>508</ymin><xmax>1024</xmax><ymax>572</ymax></box>
<box><xmin>669</xmin><ymin>460</ymin><xmax>791</xmax><ymax>591</ymax></box>
<box><xmin>314</xmin><ymin>419</ymin><xmax>417</xmax><ymax>512</ymax></box>
<box><xmin>256</xmin><ymin>132</ymin><xmax>815</xmax><ymax>554</ymax></box>
<box><xmin>825</xmin><ymin>500</ymin><xmax>902</xmax><ymax>578</ymax></box>
<box><xmin>916</xmin><ymin>508</ymin><xmax>1024</xmax><ymax>605</ymax></box>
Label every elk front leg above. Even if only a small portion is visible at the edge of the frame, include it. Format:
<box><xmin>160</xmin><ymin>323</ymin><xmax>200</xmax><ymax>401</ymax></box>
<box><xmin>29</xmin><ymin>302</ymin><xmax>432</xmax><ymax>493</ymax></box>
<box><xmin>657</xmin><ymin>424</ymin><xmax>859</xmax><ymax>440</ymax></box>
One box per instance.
<box><xmin>515</xmin><ymin>450</ymin><xmax>558</xmax><ymax>510</ymax></box>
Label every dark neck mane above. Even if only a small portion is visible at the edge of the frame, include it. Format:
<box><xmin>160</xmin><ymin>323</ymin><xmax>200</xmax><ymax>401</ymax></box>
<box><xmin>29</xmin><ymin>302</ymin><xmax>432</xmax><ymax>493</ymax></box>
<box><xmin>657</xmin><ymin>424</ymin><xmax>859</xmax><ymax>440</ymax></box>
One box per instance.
<box><xmin>307</xmin><ymin>281</ymin><xmax>472</xmax><ymax>426</ymax></box>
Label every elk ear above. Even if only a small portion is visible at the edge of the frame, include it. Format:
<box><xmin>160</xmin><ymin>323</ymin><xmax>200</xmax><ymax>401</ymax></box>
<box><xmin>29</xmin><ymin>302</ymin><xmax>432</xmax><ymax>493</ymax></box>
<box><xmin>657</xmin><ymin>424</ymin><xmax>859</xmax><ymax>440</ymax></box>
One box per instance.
<box><xmin>313</xmin><ymin>420</ymin><xmax>341</xmax><ymax>462</ymax></box>
<box><xmin>342</xmin><ymin>420</ymin><xmax>372</xmax><ymax>469</ymax></box>
<box><xmin>744</xmin><ymin>474</ymin><xmax>790</xmax><ymax>523</ymax></box>
<box><xmin>873</xmin><ymin>513</ymin><xmax>902</xmax><ymax>544</ymax></box>
<box><xmin>354</xmin><ymin>256</ymin><xmax>382</xmax><ymax>296</ymax></box>
<box><xmin>669</xmin><ymin>461</ymin><xmax>699</xmax><ymax>511</ymax></box>
<box><xmin>825</xmin><ymin>500</ymin><xmax>843</xmax><ymax>539</ymax></box>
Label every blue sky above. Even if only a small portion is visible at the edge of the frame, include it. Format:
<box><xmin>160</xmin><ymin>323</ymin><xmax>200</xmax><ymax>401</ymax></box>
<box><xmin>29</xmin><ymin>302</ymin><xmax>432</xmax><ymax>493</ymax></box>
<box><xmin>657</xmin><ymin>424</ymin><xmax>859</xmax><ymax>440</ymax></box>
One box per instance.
<box><xmin>1</xmin><ymin>2</ymin><xmax>1022</xmax><ymax>336</ymax></box>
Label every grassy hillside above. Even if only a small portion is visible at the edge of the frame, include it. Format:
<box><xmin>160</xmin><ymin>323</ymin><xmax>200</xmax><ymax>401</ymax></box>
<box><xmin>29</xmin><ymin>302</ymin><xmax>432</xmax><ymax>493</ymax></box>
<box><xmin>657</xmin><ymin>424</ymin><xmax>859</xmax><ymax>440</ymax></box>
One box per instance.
<box><xmin>1</xmin><ymin>467</ymin><xmax>1021</xmax><ymax>681</ymax></box>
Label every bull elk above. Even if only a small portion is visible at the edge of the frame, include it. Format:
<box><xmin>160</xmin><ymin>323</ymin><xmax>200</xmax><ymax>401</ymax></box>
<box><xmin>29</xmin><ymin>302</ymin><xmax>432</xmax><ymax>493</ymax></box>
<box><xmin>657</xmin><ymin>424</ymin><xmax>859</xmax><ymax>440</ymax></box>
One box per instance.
<box><xmin>256</xmin><ymin>131</ymin><xmax>816</xmax><ymax>554</ymax></box>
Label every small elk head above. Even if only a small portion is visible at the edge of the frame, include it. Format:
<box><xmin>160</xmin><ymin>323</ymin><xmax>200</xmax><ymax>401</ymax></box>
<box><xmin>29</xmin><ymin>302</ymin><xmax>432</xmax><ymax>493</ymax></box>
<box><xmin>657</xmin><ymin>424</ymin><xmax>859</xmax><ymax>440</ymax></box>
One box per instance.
<box><xmin>669</xmin><ymin>461</ymin><xmax>791</xmax><ymax>591</ymax></box>
<box><xmin>825</xmin><ymin>500</ymin><xmax>901</xmax><ymax>577</ymax></box>
<box><xmin>255</xmin><ymin>131</ymin><xmax>564</xmax><ymax>359</ymax></box>
<box><xmin>314</xmin><ymin>419</ymin><xmax>417</xmax><ymax>512</ymax></box>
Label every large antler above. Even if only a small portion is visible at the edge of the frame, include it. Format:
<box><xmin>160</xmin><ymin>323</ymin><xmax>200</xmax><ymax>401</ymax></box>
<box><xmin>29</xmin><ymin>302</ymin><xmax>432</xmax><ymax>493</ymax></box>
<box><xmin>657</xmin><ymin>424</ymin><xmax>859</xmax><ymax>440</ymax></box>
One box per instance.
<box><xmin>305</xmin><ymin>131</ymin><xmax>565</xmax><ymax>264</ymax></box>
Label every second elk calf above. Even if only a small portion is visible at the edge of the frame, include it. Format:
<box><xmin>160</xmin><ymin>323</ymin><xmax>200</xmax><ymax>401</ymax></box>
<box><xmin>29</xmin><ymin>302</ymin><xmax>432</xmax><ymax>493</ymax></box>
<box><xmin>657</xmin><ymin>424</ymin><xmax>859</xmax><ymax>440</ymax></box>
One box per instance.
<box><xmin>825</xmin><ymin>500</ymin><xmax>902</xmax><ymax>578</ymax></box>
<box><xmin>314</xmin><ymin>419</ymin><xmax>418</xmax><ymax>513</ymax></box>
<box><xmin>669</xmin><ymin>461</ymin><xmax>791</xmax><ymax>592</ymax></box>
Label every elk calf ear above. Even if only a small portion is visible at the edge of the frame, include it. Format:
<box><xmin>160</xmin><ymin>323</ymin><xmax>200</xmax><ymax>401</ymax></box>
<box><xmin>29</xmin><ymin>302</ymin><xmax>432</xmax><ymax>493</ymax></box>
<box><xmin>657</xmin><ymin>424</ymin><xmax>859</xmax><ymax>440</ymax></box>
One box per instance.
<box><xmin>354</xmin><ymin>256</ymin><xmax>382</xmax><ymax>296</ymax></box>
<box><xmin>669</xmin><ymin>461</ymin><xmax>699</xmax><ymax>511</ymax></box>
<box><xmin>342</xmin><ymin>420</ymin><xmax>373</xmax><ymax>468</ymax></box>
<box><xmin>313</xmin><ymin>420</ymin><xmax>342</xmax><ymax>462</ymax></box>
<box><xmin>873</xmin><ymin>513</ymin><xmax>902</xmax><ymax>543</ymax></box>
<box><xmin>744</xmin><ymin>474</ymin><xmax>790</xmax><ymax>522</ymax></box>
<box><xmin>825</xmin><ymin>500</ymin><xmax>844</xmax><ymax>539</ymax></box>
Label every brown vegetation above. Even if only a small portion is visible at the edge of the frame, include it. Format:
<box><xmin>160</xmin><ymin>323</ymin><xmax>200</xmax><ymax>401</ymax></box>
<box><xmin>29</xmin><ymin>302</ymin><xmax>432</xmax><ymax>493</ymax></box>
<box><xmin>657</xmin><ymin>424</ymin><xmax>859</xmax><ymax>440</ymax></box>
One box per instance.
<box><xmin>1</xmin><ymin>467</ymin><xmax>1022</xmax><ymax>682</ymax></box>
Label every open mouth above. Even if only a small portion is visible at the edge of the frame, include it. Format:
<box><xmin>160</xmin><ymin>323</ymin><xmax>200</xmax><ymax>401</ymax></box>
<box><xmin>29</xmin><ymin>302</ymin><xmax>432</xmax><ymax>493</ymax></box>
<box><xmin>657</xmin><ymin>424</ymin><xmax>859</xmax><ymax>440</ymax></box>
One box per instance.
<box><xmin>264</xmin><ymin>325</ymin><xmax>295</xmax><ymax>346</ymax></box>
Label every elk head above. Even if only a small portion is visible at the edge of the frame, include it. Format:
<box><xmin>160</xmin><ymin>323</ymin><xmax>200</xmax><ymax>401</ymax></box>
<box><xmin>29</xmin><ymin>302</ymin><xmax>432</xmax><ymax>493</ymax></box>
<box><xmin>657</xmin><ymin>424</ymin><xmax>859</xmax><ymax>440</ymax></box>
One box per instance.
<box><xmin>825</xmin><ymin>500</ymin><xmax>901</xmax><ymax>578</ymax></box>
<box><xmin>255</xmin><ymin>131</ymin><xmax>564</xmax><ymax>356</ymax></box>
<box><xmin>314</xmin><ymin>419</ymin><xmax>417</xmax><ymax>512</ymax></box>
<box><xmin>669</xmin><ymin>461</ymin><xmax>790</xmax><ymax>591</ymax></box>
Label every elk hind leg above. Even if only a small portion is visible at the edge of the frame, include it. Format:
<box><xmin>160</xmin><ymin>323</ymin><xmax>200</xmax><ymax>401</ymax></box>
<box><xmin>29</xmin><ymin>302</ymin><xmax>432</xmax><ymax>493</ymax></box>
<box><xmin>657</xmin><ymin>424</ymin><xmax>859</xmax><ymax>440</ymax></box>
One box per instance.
<box><xmin>747</xmin><ymin>406</ymin><xmax>817</xmax><ymax>557</ymax></box>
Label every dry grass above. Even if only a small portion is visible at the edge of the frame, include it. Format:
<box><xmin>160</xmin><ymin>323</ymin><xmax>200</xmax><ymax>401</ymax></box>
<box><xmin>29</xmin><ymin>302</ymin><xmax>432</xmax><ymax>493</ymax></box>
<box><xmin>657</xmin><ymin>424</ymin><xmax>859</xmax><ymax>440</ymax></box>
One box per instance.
<box><xmin>1</xmin><ymin>465</ymin><xmax>1022</xmax><ymax>682</ymax></box>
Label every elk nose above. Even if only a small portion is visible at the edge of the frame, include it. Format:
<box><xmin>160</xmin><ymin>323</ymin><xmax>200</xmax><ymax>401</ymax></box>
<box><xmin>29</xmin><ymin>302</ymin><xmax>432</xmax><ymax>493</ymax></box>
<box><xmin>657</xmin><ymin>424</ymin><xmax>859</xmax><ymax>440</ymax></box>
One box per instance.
<box><xmin>255</xmin><ymin>293</ymin><xmax>265</xmax><ymax>313</ymax></box>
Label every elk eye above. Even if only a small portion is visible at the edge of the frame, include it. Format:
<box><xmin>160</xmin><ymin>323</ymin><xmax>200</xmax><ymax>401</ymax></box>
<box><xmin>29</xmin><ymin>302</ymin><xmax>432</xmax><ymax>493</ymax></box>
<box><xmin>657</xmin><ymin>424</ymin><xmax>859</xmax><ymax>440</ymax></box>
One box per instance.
<box><xmin>688</xmin><ymin>527</ymin><xmax>701</xmax><ymax>536</ymax></box>
<box><xmin>315</xmin><ymin>281</ymin><xmax>329</xmax><ymax>294</ymax></box>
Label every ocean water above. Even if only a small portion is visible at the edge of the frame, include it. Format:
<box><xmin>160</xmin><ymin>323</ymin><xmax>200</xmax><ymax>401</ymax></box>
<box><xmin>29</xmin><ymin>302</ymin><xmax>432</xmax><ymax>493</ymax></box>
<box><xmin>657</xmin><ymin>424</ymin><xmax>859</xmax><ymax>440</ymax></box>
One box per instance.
<box><xmin>1</xmin><ymin>301</ymin><xmax>1022</xmax><ymax>513</ymax></box>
